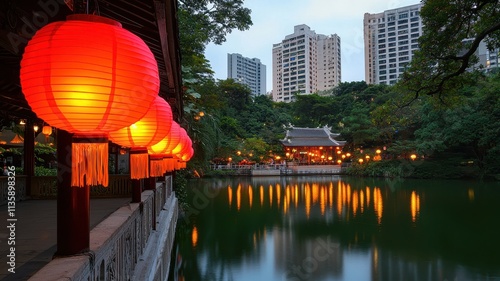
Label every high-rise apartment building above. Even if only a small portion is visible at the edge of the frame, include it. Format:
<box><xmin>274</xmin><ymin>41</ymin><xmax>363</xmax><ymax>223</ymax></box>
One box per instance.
<box><xmin>272</xmin><ymin>24</ymin><xmax>341</xmax><ymax>103</ymax></box>
<box><xmin>465</xmin><ymin>39</ymin><xmax>499</xmax><ymax>72</ymax></box>
<box><xmin>227</xmin><ymin>53</ymin><xmax>266</xmax><ymax>96</ymax></box>
<box><xmin>364</xmin><ymin>3</ymin><xmax>423</xmax><ymax>85</ymax></box>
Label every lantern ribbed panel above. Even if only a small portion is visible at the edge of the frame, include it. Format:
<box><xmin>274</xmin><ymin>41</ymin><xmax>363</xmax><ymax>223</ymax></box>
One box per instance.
<box><xmin>164</xmin><ymin>122</ymin><xmax>182</xmax><ymax>154</ymax></box>
<box><xmin>176</xmin><ymin>137</ymin><xmax>192</xmax><ymax>158</ymax></box>
<box><xmin>181</xmin><ymin>146</ymin><xmax>194</xmax><ymax>161</ymax></box>
<box><xmin>20</xmin><ymin>14</ymin><xmax>159</xmax><ymax>133</ymax></box>
<box><xmin>148</xmin><ymin>122</ymin><xmax>181</xmax><ymax>155</ymax></box>
<box><xmin>109</xmin><ymin>96</ymin><xmax>173</xmax><ymax>148</ymax></box>
<box><xmin>171</xmin><ymin>128</ymin><xmax>188</xmax><ymax>155</ymax></box>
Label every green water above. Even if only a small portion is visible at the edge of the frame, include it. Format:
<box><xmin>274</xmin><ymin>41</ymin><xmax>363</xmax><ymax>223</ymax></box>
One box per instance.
<box><xmin>171</xmin><ymin>176</ymin><xmax>500</xmax><ymax>281</ymax></box>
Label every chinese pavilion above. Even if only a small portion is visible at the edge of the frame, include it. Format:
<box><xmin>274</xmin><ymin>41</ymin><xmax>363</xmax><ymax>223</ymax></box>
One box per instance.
<box><xmin>281</xmin><ymin>125</ymin><xmax>346</xmax><ymax>164</ymax></box>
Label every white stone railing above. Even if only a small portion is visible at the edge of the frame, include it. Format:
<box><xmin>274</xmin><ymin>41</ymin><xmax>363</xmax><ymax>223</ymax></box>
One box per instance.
<box><xmin>29</xmin><ymin>175</ymin><xmax>177</xmax><ymax>281</ymax></box>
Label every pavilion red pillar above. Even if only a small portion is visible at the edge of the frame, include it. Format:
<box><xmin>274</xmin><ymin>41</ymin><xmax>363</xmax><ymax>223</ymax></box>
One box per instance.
<box><xmin>132</xmin><ymin>179</ymin><xmax>142</xmax><ymax>203</ymax></box>
<box><xmin>23</xmin><ymin>119</ymin><xmax>35</xmax><ymax>196</ymax></box>
<box><xmin>55</xmin><ymin>129</ymin><xmax>90</xmax><ymax>255</ymax></box>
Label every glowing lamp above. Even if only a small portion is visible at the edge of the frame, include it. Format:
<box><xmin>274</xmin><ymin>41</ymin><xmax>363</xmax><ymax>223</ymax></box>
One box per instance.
<box><xmin>20</xmin><ymin>14</ymin><xmax>159</xmax><ymax>187</ymax></box>
<box><xmin>42</xmin><ymin>125</ymin><xmax>52</xmax><ymax>137</ymax></box>
<box><xmin>110</xmin><ymin>96</ymin><xmax>173</xmax><ymax>179</ymax></box>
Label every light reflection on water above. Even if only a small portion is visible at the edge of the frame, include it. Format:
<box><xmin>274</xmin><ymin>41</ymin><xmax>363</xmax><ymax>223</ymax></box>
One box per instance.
<box><xmin>172</xmin><ymin>176</ymin><xmax>500</xmax><ymax>281</ymax></box>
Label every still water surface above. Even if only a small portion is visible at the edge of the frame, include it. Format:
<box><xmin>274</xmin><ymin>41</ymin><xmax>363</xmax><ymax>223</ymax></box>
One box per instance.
<box><xmin>172</xmin><ymin>176</ymin><xmax>500</xmax><ymax>281</ymax></box>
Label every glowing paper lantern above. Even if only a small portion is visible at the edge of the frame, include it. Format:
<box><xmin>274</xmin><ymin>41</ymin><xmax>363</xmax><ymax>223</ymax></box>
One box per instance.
<box><xmin>147</xmin><ymin>122</ymin><xmax>182</xmax><ymax>176</ymax></box>
<box><xmin>20</xmin><ymin>14</ymin><xmax>159</xmax><ymax>187</ymax></box>
<box><xmin>171</xmin><ymin>128</ymin><xmax>189</xmax><ymax>155</ymax></box>
<box><xmin>176</xmin><ymin>137</ymin><xmax>192</xmax><ymax>159</ymax></box>
<box><xmin>42</xmin><ymin>125</ymin><xmax>52</xmax><ymax>137</ymax></box>
<box><xmin>163</xmin><ymin>122</ymin><xmax>182</xmax><ymax>154</ymax></box>
<box><xmin>109</xmin><ymin>96</ymin><xmax>173</xmax><ymax>179</ymax></box>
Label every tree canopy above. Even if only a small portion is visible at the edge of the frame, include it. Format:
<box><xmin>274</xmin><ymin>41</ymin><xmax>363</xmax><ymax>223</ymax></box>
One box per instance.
<box><xmin>400</xmin><ymin>0</ymin><xmax>500</xmax><ymax>98</ymax></box>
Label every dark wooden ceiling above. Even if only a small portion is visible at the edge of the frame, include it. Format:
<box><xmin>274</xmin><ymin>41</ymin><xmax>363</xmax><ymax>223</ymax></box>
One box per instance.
<box><xmin>0</xmin><ymin>0</ymin><xmax>183</xmax><ymax>127</ymax></box>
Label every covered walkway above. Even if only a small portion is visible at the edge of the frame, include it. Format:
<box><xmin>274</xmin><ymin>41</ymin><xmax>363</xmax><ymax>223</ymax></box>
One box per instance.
<box><xmin>0</xmin><ymin>198</ymin><xmax>130</xmax><ymax>280</ymax></box>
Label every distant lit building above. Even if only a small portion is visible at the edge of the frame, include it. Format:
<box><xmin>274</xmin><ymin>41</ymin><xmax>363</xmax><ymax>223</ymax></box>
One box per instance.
<box><xmin>364</xmin><ymin>3</ymin><xmax>423</xmax><ymax>85</ymax></box>
<box><xmin>272</xmin><ymin>24</ymin><xmax>341</xmax><ymax>103</ymax></box>
<box><xmin>280</xmin><ymin>125</ymin><xmax>345</xmax><ymax>164</ymax></box>
<box><xmin>463</xmin><ymin>39</ymin><xmax>500</xmax><ymax>72</ymax></box>
<box><xmin>227</xmin><ymin>53</ymin><xmax>266</xmax><ymax>96</ymax></box>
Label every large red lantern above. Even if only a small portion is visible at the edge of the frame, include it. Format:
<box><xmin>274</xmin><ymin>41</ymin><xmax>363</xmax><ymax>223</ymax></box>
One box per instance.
<box><xmin>110</xmin><ymin>96</ymin><xmax>173</xmax><ymax>179</ymax></box>
<box><xmin>20</xmin><ymin>14</ymin><xmax>159</xmax><ymax>187</ymax></box>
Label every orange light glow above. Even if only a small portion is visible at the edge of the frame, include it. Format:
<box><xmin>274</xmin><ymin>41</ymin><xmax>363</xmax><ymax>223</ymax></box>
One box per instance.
<box><xmin>192</xmin><ymin>226</ymin><xmax>198</xmax><ymax>247</ymax></box>
<box><xmin>248</xmin><ymin>185</ymin><xmax>253</xmax><ymax>209</ymax></box>
<box><xmin>260</xmin><ymin>185</ymin><xmax>264</xmax><ymax>206</ymax></box>
<box><xmin>410</xmin><ymin>191</ymin><xmax>420</xmax><ymax>222</ymax></box>
<box><xmin>228</xmin><ymin>186</ymin><xmax>233</xmax><ymax>207</ymax></box>
<box><xmin>237</xmin><ymin>184</ymin><xmax>241</xmax><ymax>211</ymax></box>
<box><xmin>374</xmin><ymin>187</ymin><xmax>383</xmax><ymax>224</ymax></box>
<box><xmin>269</xmin><ymin>185</ymin><xmax>273</xmax><ymax>207</ymax></box>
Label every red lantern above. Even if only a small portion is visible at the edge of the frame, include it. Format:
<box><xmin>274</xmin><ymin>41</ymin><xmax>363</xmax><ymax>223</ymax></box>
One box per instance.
<box><xmin>147</xmin><ymin>122</ymin><xmax>182</xmax><ymax>176</ymax></box>
<box><xmin>171</xmin><ymin>128</ymin><xmax>189</xmax><ymax>155</ymax></box>
<box><xmin>110</xmin><ymin>96</ymin><xmax>172</xmax><ymax>148</ymax></box>
<box><xmin>20</xmin><ymin>14</ymin><xmax>159</xmax><ymax>187</ymax></box>
<box><xmin>109</xmin><ymin>96</ymin><xmax>173</xmax><ymax>179</ymax></box>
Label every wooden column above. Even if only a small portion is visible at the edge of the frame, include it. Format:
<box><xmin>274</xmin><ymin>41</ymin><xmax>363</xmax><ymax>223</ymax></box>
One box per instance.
<box><xmin>23</xmin><ymin>119</ymin><xmax>35</xmax><ymax>196</ymax></box>
<box><xmin>132</xmin><ymin>179</ymin><xmax>142</xmax><ymax>203</ymax></box>
<box><xmin>55</xmin><ymin>129</ymin><xmax>90</xmax><ymax>256</ymax></box>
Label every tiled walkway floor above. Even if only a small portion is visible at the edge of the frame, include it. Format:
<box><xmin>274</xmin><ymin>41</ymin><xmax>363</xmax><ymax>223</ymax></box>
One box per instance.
<box><xmin>0</xmin><ymin>198</ymin><xmax>131</xmax><ymax>280</ymax></box>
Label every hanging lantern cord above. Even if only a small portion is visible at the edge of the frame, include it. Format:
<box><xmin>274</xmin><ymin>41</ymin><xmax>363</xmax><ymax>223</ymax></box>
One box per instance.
<box><xmin>73</xmin><ymin>0</ymin><xmax>89</xmax><ymax>14</ymax></box>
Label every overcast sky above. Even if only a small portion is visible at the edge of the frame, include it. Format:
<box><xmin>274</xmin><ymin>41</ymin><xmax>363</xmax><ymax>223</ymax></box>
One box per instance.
<box><xmin>204</xmin><ymin>0</ymin><xmax>420</xmax><ymax>92</ymax></box>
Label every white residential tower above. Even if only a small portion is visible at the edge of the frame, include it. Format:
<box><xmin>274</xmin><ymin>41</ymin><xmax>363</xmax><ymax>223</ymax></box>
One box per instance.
<box><xmin>364</xmin><ymin>3</ymin><xmax>423</xmax><ymax>85</ymax></box>
<box><xmin>272</xmin><ymin>24</ymin><xmax>341</xmax><ymax>103</ymax></box>
<box><xmin>227</xmin><ymin>53</ymin><xmax>266</xmax><ymax>96</ymax></box>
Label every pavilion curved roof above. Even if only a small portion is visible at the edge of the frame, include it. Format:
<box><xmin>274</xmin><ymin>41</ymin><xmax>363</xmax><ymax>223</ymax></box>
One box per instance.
<box><xmin>280</xmin><ymin>125</ymin><xmax>346</xmax><ymax>147</ymax></box>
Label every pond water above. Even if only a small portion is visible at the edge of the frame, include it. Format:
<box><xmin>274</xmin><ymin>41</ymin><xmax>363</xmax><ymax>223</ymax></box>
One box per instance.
<box><xmin>170</xmin><ymin>176</ymin><xmax>500</xmax><ymax>281</ymax></box>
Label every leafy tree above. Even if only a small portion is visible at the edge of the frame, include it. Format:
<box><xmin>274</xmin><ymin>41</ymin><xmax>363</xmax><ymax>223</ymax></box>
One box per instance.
<box><xmin>333</xmin><ymin>81</ymin><xmax>368</xmax><ymax>97</ymax></box>
<box><xmin>291</xmin><ymin>94</ymin><xmax>337</xmax><ymax>127</ymax></box>
<box><xmin>178</xmin><ymin>0</ymin><xmax>252</xmax><ymax>58</ymax></box>
<box><xmin>400</xmin><ymin>0</ymin><xmax>500</xmax><ymax>98</ymax></box>
<box><xmin>218</xmin><ymin>79</ymin><xmax>252</xmax><ymax>113</ymax></box>
<box><xmin>341</xmin><ymin>103</ymin><xmax>380</xmax><ymax>148</ymax></box>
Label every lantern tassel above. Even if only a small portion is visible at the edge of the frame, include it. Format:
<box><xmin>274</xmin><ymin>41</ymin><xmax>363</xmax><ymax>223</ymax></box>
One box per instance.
<box><xmin>130</xmin><ymin>148</ymin><xmax>149</xmax><ymax>179</ymax></box>
<box><xmin>72</xmin><ymin>139</ymin><xmax>109</xmax><ymax>187</ymax></box>
<box><xmin>150</xmin><ymin>158</ymin><xmax>164</xmax><ymax>177</ymax></box>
